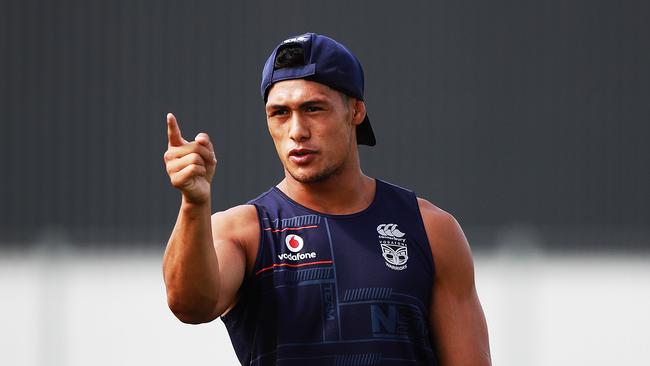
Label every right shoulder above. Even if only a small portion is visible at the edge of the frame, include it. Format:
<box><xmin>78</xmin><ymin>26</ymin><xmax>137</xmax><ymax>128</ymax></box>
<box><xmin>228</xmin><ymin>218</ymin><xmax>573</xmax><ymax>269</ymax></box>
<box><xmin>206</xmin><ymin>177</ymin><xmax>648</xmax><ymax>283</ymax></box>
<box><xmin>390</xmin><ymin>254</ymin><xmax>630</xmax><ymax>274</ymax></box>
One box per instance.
<box><xmin>211</xmin><ymin>204</ymin><xmax>259</xmax><ymax>224</ymax></box>
<box><xmin>211</xmin><ymin>204</ymin><xmax>260</xmax><ymax>273</ymax></box>
<box><xmin>211</xmin><ymin>204</ymin><xmax>260</xmax><ymax>242</ymax></box>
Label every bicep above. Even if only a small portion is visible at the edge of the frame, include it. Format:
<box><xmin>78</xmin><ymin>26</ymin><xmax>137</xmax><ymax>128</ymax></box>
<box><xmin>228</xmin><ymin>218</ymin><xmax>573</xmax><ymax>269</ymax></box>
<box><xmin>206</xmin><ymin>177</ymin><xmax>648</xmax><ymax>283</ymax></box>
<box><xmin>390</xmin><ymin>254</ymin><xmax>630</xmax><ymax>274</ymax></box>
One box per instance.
<box><xmin>430</xmin><ymin>264</ymin><xmax>490</xmax><ymax>366</ymax></box>
<box><xmin>419</xmin><ymin>199</ymin><xmax>491</xmax><ymax>365</ymax></box>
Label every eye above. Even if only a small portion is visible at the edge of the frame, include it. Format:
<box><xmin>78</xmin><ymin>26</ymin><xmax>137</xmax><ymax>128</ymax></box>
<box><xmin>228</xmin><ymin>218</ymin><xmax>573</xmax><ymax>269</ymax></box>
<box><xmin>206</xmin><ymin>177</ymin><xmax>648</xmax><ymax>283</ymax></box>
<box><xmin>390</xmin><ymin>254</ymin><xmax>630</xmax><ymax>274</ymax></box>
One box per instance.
<box><xmin>269</xmin><ymin>109</ymin><xmax>288</xmax><ymax>117</ymax></box>
<box><xmin>305</xmin><ymin>105</ymin><xmax>322</xmax><ymax>112</ymax></box>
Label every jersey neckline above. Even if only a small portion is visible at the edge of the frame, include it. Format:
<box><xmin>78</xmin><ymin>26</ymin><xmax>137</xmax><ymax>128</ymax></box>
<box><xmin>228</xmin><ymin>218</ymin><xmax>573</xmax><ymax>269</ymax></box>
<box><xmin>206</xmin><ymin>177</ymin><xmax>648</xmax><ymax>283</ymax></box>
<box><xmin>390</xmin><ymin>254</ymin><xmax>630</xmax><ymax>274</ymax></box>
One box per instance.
<box><xmin>270</xmin><ymin>179</ymin><xmax>383</xmax><ymax>220</ymax></box>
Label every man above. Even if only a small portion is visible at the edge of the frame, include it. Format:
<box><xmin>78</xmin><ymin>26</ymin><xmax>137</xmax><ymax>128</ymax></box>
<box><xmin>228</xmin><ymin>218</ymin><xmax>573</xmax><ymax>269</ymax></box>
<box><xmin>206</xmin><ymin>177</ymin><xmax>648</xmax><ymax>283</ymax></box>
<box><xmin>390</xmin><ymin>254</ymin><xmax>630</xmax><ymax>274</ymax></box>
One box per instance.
<box><xmin>163</xmin><ymin>33</ymin><xmax>491</xmax><ymax>365</ymax></box>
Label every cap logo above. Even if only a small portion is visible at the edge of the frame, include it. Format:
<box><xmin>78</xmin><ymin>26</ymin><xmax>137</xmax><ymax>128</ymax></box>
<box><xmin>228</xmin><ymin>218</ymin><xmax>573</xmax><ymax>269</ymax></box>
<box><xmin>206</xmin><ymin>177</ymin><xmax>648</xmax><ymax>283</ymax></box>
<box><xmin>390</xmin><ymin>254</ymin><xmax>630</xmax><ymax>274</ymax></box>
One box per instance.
<box><xmin>282</xmin><ymin>35</ymin><xmax>309</xmax><ymax>44</ymax></box>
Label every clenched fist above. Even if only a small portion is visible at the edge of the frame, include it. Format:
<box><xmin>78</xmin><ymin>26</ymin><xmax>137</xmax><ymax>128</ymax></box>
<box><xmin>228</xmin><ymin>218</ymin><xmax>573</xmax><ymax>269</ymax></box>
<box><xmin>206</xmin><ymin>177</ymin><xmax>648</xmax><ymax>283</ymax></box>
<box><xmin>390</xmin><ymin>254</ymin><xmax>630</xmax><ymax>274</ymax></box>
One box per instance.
<box><xmin>164</xmin><ymin>113</ymin><xmax>217</xmax><ymax>204</ymax></box>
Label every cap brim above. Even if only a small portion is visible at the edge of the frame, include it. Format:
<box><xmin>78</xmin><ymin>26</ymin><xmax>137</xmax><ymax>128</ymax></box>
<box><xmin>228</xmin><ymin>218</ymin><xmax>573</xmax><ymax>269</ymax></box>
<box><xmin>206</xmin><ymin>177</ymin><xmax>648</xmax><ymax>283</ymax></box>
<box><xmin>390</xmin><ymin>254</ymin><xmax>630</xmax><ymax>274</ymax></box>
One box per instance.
<box><xmin>356</xmin><ymin>114</ymin><xmax>376</xmax><ymax>146</ymax></box>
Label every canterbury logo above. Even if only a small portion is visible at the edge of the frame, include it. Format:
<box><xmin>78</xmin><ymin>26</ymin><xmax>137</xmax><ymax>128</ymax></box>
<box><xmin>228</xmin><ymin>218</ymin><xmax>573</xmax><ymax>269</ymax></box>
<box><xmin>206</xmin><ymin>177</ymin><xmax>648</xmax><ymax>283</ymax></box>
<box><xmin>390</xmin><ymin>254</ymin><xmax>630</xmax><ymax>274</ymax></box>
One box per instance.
<box><xmin>376</xmin><ymin>224</ymin><xmax>405</xmax><ymax>238</ymax></box>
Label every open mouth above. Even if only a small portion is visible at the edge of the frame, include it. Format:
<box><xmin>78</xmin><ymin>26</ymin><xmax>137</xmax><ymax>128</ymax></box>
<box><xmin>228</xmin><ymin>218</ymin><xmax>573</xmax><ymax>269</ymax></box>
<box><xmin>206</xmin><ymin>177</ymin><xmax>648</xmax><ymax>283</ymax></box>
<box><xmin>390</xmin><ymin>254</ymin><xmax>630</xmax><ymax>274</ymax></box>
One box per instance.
<box><xmin>288</xmin><ymin>148</ymin><xmax>317</xmax><ymax>164</ymax></box>
<box><xmin>289</xmin><ymin>148</ymin><xmax>316</xmax><ymax>156</ymax></box>
<box><xmin>291</xmin><ymin>150</ymin><xmax>311</xmax><ymax>156</ymax></box>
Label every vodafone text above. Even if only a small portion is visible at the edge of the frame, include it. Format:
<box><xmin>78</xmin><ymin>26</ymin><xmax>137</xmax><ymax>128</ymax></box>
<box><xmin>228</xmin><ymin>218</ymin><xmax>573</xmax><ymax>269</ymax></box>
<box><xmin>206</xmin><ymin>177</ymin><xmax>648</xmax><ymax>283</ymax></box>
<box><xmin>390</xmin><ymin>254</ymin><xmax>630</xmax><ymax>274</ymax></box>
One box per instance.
<box><xmin>277</xmin><ymin>252</ymin><xmax>317</xmax><ymax>261</ymax></box>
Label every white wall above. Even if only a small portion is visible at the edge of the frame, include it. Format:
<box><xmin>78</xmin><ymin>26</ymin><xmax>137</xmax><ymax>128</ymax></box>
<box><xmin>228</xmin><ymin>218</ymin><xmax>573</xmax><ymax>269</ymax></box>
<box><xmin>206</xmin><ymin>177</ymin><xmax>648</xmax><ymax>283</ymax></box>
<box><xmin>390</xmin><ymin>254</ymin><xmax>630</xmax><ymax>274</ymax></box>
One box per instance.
<box><xmin>1</xmin><ymin>248</ymin><xmax>649</xmax><ymax>366</ymax></box>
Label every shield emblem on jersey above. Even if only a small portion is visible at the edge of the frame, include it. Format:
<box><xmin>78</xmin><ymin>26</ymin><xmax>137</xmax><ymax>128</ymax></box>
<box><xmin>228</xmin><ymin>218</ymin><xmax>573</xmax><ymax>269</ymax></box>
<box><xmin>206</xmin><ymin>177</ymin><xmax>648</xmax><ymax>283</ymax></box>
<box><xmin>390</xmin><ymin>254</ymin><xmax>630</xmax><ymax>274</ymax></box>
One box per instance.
<box><xmin>381</xmin><ymin>244</ymin><xmax>408</xmax><ymax>266</ymax></box>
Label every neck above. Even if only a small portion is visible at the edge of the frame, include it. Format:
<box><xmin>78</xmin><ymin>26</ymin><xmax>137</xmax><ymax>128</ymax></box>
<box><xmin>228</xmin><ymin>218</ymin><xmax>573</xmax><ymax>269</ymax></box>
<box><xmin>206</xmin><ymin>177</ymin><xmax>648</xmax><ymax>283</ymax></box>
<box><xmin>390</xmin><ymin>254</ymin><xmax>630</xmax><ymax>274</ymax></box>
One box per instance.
<box><xmin>277</xmin><ymin>156</ymin><xmax>376</xmax><ymax>215</ymax></box>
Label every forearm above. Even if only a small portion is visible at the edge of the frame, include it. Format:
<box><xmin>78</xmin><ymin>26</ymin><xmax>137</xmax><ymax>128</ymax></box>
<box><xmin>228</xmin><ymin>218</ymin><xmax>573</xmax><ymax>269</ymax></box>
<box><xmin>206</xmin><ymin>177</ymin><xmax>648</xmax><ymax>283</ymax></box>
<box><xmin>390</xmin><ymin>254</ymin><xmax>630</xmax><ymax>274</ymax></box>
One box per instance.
<box><xmin>163</xmin><ymin>196</ymin><xmax>220</xmax><ymax>323</ymax></box>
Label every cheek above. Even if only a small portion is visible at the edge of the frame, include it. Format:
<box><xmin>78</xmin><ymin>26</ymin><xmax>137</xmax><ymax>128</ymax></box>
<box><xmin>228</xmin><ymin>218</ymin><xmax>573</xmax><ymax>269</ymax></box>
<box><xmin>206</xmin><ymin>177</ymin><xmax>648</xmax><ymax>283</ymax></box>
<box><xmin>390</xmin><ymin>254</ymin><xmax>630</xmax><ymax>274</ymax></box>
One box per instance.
<box><xmin>327</xmin><ymin>119</ymin><xmax>354</xmax><ymax>145</ymax></box>
<box><xmin>267</xmin><ymin>123</ymin><xmax>284</xmax><ymax>143</ymax></box>
<box><xmin>267</xmin><ymin>125</ymin><xmax>285</xmax><ymax>156</ymax></box>
<box><xmin>318</xmin><ymin>127</ymin><xmax>352</xmax><ymax>161</ymax></box>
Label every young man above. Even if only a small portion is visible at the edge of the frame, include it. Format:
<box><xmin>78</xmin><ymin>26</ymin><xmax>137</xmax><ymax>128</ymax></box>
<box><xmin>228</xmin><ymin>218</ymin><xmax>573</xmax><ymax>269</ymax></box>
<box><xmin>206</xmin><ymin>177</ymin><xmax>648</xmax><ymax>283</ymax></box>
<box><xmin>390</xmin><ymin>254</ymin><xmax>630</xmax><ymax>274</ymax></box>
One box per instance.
<box><xmin>163</xmin><ymin>33</ymin><xmax>491</xmax><ymax>365</ymax></box>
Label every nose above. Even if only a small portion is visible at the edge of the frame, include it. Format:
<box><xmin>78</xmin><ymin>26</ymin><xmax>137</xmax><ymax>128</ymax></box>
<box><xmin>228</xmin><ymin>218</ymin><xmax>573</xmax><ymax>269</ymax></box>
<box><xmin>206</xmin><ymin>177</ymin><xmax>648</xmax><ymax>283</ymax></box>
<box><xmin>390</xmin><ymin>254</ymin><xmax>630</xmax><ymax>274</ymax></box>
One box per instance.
<box><xmin>288</xmin><ymin>112</ymin><xmax>310</xmax><ymax>142</ymax></box>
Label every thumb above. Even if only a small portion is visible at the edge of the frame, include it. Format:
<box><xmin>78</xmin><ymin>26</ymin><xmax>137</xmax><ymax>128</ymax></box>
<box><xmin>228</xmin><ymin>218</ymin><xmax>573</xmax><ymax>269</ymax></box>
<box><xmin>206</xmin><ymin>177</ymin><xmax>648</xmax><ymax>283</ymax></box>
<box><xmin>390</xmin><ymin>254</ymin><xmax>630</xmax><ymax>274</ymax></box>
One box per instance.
<box><xmin>195</xmin><ymin>132</ymin><xmax>214</xmax><ymax>153</ymax></box>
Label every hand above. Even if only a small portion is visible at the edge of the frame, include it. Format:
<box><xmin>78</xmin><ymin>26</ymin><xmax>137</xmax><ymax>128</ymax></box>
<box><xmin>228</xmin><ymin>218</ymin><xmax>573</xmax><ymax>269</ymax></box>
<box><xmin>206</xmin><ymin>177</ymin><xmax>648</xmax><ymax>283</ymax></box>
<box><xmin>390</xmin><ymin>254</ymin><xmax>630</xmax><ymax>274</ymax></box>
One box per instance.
<box><xmin>164</xmin><ymin>113</ymin><xmax>217</xmax><ymax>204</ymax></box>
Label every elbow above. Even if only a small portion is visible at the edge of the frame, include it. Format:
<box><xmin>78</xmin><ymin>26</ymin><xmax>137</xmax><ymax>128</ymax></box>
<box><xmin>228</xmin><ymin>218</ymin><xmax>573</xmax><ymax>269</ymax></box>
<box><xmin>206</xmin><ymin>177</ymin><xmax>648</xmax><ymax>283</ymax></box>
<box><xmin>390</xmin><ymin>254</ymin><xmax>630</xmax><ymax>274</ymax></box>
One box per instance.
<box><xmin>171</xmin><ymin>309</ymin><xmax>216</xmax><ymax>325</ymax></box>
<box><xmin>173</xmin><ymin>311</ymin><xmax>217</xmax><ymax>325</ymax></box>
<box><xmin>167</xmin><ymin>294</ymin><xmax>219</xmax><ymax>324</ymax></box>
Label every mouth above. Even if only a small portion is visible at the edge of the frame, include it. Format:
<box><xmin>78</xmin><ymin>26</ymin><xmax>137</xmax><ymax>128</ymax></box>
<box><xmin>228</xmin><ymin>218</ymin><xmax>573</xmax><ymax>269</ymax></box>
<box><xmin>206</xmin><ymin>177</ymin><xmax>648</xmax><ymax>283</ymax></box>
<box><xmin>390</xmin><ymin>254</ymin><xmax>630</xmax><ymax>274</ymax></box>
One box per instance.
<box><xmin>288</xmin><ymin>148</ymin><xmax>318</xmax><ymax>165</ymax></box>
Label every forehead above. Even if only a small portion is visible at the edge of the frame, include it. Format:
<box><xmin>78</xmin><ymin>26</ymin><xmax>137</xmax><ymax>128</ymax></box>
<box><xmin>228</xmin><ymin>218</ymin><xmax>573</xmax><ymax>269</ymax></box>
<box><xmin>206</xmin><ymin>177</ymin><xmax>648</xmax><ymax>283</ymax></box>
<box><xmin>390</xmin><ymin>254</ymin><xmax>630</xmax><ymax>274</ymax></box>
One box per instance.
<box><xmin>266</xmin><ymin>79</ymin><xmax>340</xmax><ymax>106</ymax></box>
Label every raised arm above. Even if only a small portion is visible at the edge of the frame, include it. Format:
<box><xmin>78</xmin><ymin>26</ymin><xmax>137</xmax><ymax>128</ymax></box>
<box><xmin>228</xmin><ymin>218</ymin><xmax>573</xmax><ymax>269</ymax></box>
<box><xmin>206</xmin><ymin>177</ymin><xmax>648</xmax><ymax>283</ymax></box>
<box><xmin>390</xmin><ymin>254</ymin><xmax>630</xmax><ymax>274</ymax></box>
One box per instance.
<box><xmin>418</xmin><ymin>198</ymin><xmax>491</xmax><ymax>366</ymax></box>
<box><xmin>162</xmin><ymin>113</ymin><xmax>258</xmax><ymax>324</ymax></box>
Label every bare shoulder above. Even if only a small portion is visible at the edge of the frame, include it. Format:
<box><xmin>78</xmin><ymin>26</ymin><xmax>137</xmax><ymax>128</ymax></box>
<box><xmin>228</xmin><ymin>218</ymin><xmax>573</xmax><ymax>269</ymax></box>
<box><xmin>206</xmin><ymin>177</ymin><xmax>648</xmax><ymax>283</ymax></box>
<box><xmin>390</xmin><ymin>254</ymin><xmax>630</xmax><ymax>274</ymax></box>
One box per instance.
<box><xmin>416</xmin><ymin>197</ymin><xmax>465</xmax><ymax>244</ymax></box>
<box><xmin>417</xmin><ymin>197</ymin><xmax>453</xmax><ymax>223</ymax></box>
<box><xmin>211</xmin><ymin>204</ymin><xmax>258</xmax><ymax>227</ymax></box>
<box><xmin>211</xmin><ymin>204</ymin><xmax>260</xmax><ymax>272</ymax></box>
<box><xmin>211</xmin><ymin>204</ymin><xmax>259</xmax><ymax>242</ymax></box>
<box><xmin>416</xmin><ymin>197</ymin><xmax>474</xmax><ymax>282</ymax></box>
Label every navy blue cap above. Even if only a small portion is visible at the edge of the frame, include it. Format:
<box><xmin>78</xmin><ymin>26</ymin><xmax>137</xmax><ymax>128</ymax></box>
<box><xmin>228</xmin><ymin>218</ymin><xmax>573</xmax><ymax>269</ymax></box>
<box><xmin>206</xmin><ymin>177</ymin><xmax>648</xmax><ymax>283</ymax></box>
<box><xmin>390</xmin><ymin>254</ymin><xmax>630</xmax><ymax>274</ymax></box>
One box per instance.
<box><xmin>261</xmin><ymin>33</ymin><xmax>376</xmax><ymax>146</ymax></box>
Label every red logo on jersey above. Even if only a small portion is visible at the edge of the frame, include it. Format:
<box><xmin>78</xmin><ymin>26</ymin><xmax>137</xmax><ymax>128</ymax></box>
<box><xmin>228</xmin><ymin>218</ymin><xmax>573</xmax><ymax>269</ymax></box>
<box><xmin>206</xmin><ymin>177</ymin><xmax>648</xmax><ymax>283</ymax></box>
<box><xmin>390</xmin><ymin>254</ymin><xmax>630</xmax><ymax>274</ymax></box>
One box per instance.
<box><xmin>285</xmin><ymin>234</ymin><xmax>304</xmax><ymax>252</ymax></box>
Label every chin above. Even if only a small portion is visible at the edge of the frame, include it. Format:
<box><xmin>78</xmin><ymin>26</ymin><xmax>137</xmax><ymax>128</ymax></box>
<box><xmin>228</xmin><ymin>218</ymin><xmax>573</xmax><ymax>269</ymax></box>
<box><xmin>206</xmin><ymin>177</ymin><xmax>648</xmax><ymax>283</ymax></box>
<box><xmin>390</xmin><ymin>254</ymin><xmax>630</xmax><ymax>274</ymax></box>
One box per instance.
<box><xmin>288</xmin><ymin>165</ymin><xmax>339</xmax><ymax>184</ymax></box>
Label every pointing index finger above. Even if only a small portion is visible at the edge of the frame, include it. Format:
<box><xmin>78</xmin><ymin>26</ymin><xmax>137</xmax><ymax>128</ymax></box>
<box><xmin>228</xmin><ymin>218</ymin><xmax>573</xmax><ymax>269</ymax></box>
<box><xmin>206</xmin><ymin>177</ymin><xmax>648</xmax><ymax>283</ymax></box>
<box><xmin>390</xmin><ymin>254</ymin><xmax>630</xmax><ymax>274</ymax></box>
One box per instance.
<box><xmin>167</xmin><ymin>113</ymin><xmax>186</xmax><ymax>147</ymax></box>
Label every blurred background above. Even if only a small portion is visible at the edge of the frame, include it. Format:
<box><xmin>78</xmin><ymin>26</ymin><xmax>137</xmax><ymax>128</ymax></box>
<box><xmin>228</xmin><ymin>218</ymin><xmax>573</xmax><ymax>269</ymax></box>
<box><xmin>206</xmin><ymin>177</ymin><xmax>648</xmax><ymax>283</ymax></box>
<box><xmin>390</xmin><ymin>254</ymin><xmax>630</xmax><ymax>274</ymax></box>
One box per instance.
<box><xmin>1</xmin><ymin>0</ymin><xmax>648</xmax><ymax>365</ymax></box>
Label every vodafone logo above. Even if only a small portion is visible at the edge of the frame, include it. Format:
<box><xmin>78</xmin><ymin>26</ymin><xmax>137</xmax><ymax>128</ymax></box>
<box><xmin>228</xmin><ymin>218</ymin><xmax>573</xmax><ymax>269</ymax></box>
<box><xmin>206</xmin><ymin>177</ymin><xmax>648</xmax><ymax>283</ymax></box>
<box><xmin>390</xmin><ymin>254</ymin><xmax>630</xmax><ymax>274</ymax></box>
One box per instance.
<box><xmin>279</xmin><ymin>234</ymin><xmax>316</xmax><ymax>261</ymax></box>
<box><xmin>285</xmin><ymin>234</ymin><xmax>304</xmax><ymax>252</ymax></box>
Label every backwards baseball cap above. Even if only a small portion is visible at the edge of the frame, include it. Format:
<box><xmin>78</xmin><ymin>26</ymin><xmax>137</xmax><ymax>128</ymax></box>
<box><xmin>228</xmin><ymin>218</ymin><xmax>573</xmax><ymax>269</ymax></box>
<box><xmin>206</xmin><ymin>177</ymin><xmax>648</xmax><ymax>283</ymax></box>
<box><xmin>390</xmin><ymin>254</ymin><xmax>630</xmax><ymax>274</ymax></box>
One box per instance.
<box><xmin>261</xmin><ymin>33</ymin><xmax>376</xmax><ymax>146</ymax></box>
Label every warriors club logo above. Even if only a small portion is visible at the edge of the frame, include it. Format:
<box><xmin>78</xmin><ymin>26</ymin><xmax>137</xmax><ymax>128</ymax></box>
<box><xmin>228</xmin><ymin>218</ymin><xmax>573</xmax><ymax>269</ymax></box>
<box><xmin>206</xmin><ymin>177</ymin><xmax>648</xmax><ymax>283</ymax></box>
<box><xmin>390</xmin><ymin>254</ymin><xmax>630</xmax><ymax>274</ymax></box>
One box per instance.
<box><xmin>377</xmin><ymin>224</ymin><xmax>408</xmax><ymax>271</ymax></box>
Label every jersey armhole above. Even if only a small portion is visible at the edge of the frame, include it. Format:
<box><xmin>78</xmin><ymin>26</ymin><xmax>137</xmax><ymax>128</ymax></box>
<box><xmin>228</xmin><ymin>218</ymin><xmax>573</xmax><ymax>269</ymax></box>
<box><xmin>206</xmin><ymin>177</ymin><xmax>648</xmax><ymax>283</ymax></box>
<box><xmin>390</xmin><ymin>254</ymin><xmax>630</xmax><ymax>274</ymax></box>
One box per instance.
<box><xmin>248</xmin><ymin>202</ymin><xmax>266</xmax><ymax>277</ymax></box>
<box><xmin>220</xmin><ymin>203</ymin><xmax>265</xmax><ymax>323</ymax></box>
<box><xmin>413</xmin><ymin>194</ymin><xmax>436</xmax><ymax>279</ymax></box>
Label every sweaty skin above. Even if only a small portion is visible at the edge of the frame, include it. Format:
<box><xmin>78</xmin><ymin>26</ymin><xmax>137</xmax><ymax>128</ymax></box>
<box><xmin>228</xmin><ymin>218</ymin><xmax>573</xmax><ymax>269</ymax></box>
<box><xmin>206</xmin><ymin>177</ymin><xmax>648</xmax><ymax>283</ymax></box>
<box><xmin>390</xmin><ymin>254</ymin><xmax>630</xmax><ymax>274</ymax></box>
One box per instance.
<box><xmin>162</xmin><ymin>79</ymin><xmax>491</xmax><ymax>365</ymax></box>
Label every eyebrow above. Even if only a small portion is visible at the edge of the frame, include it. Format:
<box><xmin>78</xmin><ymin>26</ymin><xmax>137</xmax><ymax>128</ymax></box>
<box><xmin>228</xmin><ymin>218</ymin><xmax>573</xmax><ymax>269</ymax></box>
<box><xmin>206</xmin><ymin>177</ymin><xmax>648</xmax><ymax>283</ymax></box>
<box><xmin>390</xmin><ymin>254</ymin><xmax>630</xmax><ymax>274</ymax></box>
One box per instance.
<box><xmin>266</xmin><ymin>98</ymin><xmax>329</xmax><ymax>111</ymax></box>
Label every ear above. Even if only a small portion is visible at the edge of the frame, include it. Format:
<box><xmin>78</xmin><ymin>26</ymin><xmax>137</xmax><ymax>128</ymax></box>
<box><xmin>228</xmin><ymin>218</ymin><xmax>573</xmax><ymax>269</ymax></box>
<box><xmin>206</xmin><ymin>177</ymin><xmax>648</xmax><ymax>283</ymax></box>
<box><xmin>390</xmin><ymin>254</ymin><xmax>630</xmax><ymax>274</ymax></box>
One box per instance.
<box><xmin>350</xmin><ymin>99</ymin><xmax>366</xmax><ymax>126</ymax></box>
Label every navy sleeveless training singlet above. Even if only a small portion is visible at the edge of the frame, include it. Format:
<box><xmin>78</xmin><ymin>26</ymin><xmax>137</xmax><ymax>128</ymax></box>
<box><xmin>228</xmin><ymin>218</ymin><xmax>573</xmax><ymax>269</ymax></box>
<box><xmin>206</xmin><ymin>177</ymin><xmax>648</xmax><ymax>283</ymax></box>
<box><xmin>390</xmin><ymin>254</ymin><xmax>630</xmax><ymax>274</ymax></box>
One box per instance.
<box><xmin>221</xmin><ymin>179</ymin><xmax>438</xmax><ymax>365</ymax></box>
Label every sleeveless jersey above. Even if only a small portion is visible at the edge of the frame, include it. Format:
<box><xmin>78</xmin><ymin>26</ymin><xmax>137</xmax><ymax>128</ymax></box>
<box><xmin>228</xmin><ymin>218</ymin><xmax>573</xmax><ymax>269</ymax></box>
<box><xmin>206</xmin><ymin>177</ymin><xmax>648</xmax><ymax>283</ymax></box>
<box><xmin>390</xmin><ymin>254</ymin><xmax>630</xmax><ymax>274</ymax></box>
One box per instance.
<box><xmin>221</xmin><ymin>179</ymin><xmax>438</xmax><ymax>365</ymax></box>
